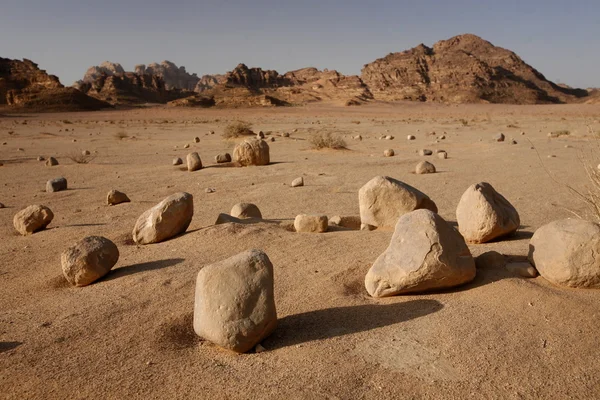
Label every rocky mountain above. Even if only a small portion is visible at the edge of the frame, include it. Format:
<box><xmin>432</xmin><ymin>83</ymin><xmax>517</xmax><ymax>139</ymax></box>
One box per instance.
<box><xmin>0</xmin><ymin>57</ymin><xmax>110</xmax><ymax>111</ymax></box>
<box><xmin>135</xmin><ymin>61</ymin><xmax>199</xmax><ymax>91</ymax></box>
<box><xmin>361</xmin><ymin>34</ymin><xmax>588</xmax><ymax>104</ymax></box>
<box><xmin>194</xmin><ymin>74</ymin><xmax>225</xmax><ymax>93</ymax></box>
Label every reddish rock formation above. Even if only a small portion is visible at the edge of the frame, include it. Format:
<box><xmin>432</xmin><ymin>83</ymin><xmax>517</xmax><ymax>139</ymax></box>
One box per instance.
<box><xmin>135</xmin><ymin>61</ymin><xmax>199</xmax><ymax>91</ymax></box>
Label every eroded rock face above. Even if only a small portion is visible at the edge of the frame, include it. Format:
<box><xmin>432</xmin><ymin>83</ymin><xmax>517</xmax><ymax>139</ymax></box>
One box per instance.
<box><xmin>136</xmin><ymin>61</ymin><xmax>200</xmax><ymax>91</ymax></box>
<box><xmin>13</xmin><ymin>205</ymin><xmax>54</xmax><ymax>235</ymax></box>
<box><xmin>359</xmin><ymin>176</ymin><xmax>437</xmax><ymax>230</ymax></box>
<box><xmin>61</xmin><ymin>236</ymin><xmax>119</xmax><ymax>286</ymax></box>
<box><xmin>528</xmin><ymin>219</ymin><xmax>600</xmax><ymax>288</ymax></box>
<box><xmin>365</xmin><ymin>209</ymin><xmax>476</xmax><ymax>297</ymax></box>
<box><xmin>193</xmin><ymin>249</ymin><xmax>277</xmax><ymax>353</ymax></box>
<box><xmin>456</xmin><ymin>182</ymin><xmax>520</xmax><ymax>243</ymax></box>
<box><xmin>132</xmin><ymin>192</ymin><xmax>193</xmax><ymax>244</ymax></box>
<box><xmin>233</xmin><ymin>138</ymin><xmax>270</xmax><ymax>166</ymax></box>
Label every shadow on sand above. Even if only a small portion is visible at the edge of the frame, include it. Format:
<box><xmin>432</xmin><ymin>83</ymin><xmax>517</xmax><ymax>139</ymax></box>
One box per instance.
<box><xmin>103</xmin><ymin>258</ymin><xmax>185</xmax><ymax>281</ymax></box>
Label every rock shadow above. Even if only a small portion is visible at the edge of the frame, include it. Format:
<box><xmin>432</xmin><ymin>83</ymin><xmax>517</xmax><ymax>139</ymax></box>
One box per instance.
<box><xmin>264</xmin><ymin>299</ymin><xmax>443</xmax><ymax>350</ymax></box>
<box><xmin>103</xmin><ymin>258</ymin><xmax>185</xmax><ymax>281</ymax></box>
<box><xmin>0</xmin><ymin>341</ymin><xmax>22</xmax><ymax>353</ymax></box>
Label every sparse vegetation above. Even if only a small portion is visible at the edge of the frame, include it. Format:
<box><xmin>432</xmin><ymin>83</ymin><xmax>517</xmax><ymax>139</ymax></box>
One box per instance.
<box><xmin>223</xmin><ymin>121</ymin><xmax>254</xmax><ymax>139</ymax></box>
<box><xmin>309</xmin><ymin>132</ymin><xmax>347</xmax><ymax>150</ymax></box>
<box><xmin>66</xmin><ymin>150</ymin><xmax>95</xmax><ymax>164</ymax></box>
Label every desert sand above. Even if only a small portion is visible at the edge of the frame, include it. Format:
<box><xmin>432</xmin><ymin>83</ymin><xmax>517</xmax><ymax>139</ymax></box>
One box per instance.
<box><xmin>1</xmin><ymin>102</ymin><xmax>600</xmax><ymax>399</ymax></box>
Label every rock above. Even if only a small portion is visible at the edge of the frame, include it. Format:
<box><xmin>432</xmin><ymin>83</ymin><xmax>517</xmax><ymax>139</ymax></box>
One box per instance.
<box><xmin>183</xmin><ymin>144</ymin><xmax>190</xmax><ymax>149</ymax></box>
<box><xmin>257</xmin><ymin>131</ymin><xmax>265</xmax><ymax>139</ymax></box>
<box><xmin>439</xmin><ymin>135</ymin><xmax>446</xmax><ymax>140</ymax></box>
<box><xmin>419</xmin><ymin>149</ymin><xmax>433</xmax><ymax>156</ymax></box>
<box><xmin>132</xmin><ymin>192</ymin><xmax>194</xmax><ymax>244</ymax></box>
<box><xmin>494</xmin><ymin>133</ymin><xmax>505</xmax><ymax>142</ymax></box>
<box><xmin>187</xmin><ymin>152</ymin><xmax>202</xmax><ymax>171</ymax></box>
<box><xmin>383</xmin><ymin>149</ymin><xmax>395</xmax><ymax>157</ymax></box>
<box><xmin>193</xmin><ymin>249</ymin><xmax>277</xmax><ymax>353</ymax></box>
<box><xmin>46</xmin><ymin>177</ymin><xmax>67</xmax><ymax>193</ymax></box>
<box><xmin>359</xmin><ymin>176</ymin><xmax>438</xmax><ymax>230</ymax></box>
<box><xmin>172</xmin><ymin>157</ymin><xmax>183</xmax><ymax>166</ymax></box>
<box><xmin>456</xmin><ymin>182</ymin><xmax>520</xmax><ymax>243</ymax></box>
<box><xmin>365</xmin><ymin>209</ymin><xmax>476</xmax><ymax>297</ymax></box>
<box><xmin>61</xmin><ymin>236</ymin><xmax>119</xmax><ymax>287</ymax></box>
<box><xmin>233</xmin><ymin>138</ymin><xmax>270</xmax><ymax>166</ymax></box>
<box><xmin>385</xmin><ymin>135</ymin><xmax>394</xmax><ymax>140</ymax></box>
<box><xmin>215</xmin><ymin>213</ymin><xmax>243</xmax><ymax>225</ymax></box>
<box><xmin>255</xmin><ymin>344</ymin><xmax>266</xmax><ymax>353</ymax></box>
<box><xmin>475</xmin><ymin>251</ymin><xmax>506</xmax><ymax>269</ymax></box>
<box><xmin>231</xmin><ymin>203</ymin><xmax>262</xmax><ymax>219</ymax></box>
<box><xmin>511</xmin><ymin>139</ymin><xmax>517</xmax><ymax>145</ymax></box>
<box><xmin>205</xmin><ymin>188</ymin><xmax>215</xmax><ymax>194</ymax></box>
<box><xmin>45</xmin><ymin>157</ymin><xmax>58</xmax><ymax>166</ymax></box>
<box><xmin>37</xmin><ymin>156</ymin><xmax>45</xmax><ymax>161</ymax></box>
<box><xmin>215</xmin><ymin>153</ymin><xmax>232</xmax><ymax>163</ymax></box>
<box><xmin>528</xmin><ymin>218</ymin><xmax>600</xmax><ymax>288</ymax></box>
<box><xmin>82</xmin><ymin>150</ymin><xmax>91</xmax><ymax>156</ymax></box>
<box><xmin>354</xmin><ymin>135</ymin><xmax>362</xmax><ymax>141</ymax></box>
<box><xmin>269</xmin><ymin>137</ymin><xmax>275</xmax><ymax>142</ymax></box>
<box><xmin>0</xmin><ymin>203</ymin><xmax>4</xmax><ymax>208</ymax></box>
<box><xmin>294</xmin><ymin>214</ymin><xmax>328</xmax><ymax>233</ymax></box>
<box><xmin>328</xmin><ymin>215</ymin><xmax>361</xmax><ymax>230</ymax></box>
<box><xmin>415</xmin><ymin>161</ymin><xmax>436</xmax><ymax>174</ymax></box>
<box><xmin>194</xmin><ymin>137</ymin><xmax>200</xmax><ymax>143</ymax></box>
<box><xmin>107</xmin><ymin>190</ymin><xmax>130</xmax><ymax>206</ymax></box>
<box><xmin>506</xmin><ymin>262</ymin><xmax>538</xmax><ymax>278</ymax></box>
<box><xmin>407</xmin><ymin>135</ymin><xmax>416</xmax><ymax>140</ymax></box>
<box><xmin>291</xmin><ymin>177</ymin><xmax>304</xmax><ymax>187</ymax></box>
<box><xmin>282</xmin><ymin>132</ymin><xmax>290</xmax><ymax>138</ymax></box>
<box><xmin>13</xmin><ymin>205</ymin><xmax>54</xmax><ymax>235</ymax></box>
<box><xmin>437</xmin><ymin>151</ymin><xmax>448</xmax><ymax>159</ymax></box>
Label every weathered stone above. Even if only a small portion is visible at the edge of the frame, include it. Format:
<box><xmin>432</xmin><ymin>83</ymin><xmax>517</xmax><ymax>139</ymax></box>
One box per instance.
<box><xmin>437</xmin><ymin>151</ymin><xmax>448</xmax><ymax>159</ymax></box>
<box><xmin>172</xmin><ymin>157</ymin><xmax>183</xmax><ymax>166</ymax></box>
<box><xmin>61</xmin><ymin>236</ymin><xmax>119</xmax><ymax>287</ymax></box>
<box><xmin>187</xmin><ymin>152</ymin><xmax>202</xmax><ymax>171</ymax></box>
<box><xmin>46</xmin><ymin>177</ymin><xmax>67</xmax><ymax>193</ymax></box>
<box><xmin>494</xmin><ymin>133</ymin><xmax>505</xmax><ymax>142</ymax></box>
<box><xmin>45</xmin><ymin>157</ymin><xmax>58</xmax><ymax>166</ymax></box>
<box><xmin>215</xmin><ymin>153</ymin><xmax>232</xmax><ymax>163</ymax></box>
<box><xmin>456</xmin><ymin>182</ymin><xmax>520</xmax><ymax>243</ymax></box>
<box><xmin>82</xmin><ymin>150</ymin><xmax>91</xmax><ymax>156</ymax></box>
<box><xmin>359</xmin><ymin>176</ymin><xmax>437</xmax><ymax>230</ymax></box>
<box><xmin>107</xmin><ymin>190</ymin><xmax>130</xmax><ymax>206</ymax></box>
<box><xmin>194</xmin><ymin>137</ymin><xmax>200</xmax><ymax>143</ymax></box>
<box><xmin>294</xmin><ymin>214</ymin><xmax>328</xmax><ymax>233</ymax></box>
<box><xmin>193</xmin><ymin>249</ymin><xmax>277</xmax><ymax>353</ymax></box>
<box><xmin>231</xmin><ymin>203</ymin><xmax>262</xmax><ymax>219</ymax></box>
<box><xmin>506</xmin><ymin>262</ymin><xmax>538</xmax><ymax>278</ymax></box>
<box><xmin>233</xmin><ymin>138</ymin><xmax>270</xmax><ymax>166</ymax></box>
<box><xmin>13</xmin><ymin>205</ymin><xmax>54</xmax><ymax>235</ymax></box>
<box><xmin>365</xmin><ymin>209</ymin><xmax>476</xmax><ymax>297</ymax></box>
<box><xmin>415</xmin><ymin>161</ymin><xmax>436</xmax><ymax>174</ymax></box>
<box><xmin>291</xmin><ymin>177</ymin><xmax>304</xmax><ymax>187</ymax></box>
<box><xmin>383</xmin><ymin>149</ymin><xmax>395</xmax><ymax>157</ymax></box>
<box><xmin>419</xmin><ymin>149</ymin><xmax>433</xmax><ymax>156</ymax></box>
<box><xmin>475</xmin><ymin>251</ymin><xmax>505</xmax><ymax>269</ymax></box>
<box><xmin>528</xmin><ymin>218</ymin><xmax>600</xmax><ymax>288</ymax></box>
<box><xmin>132</xmin><ymin>192</ymin><xmax>193</xmax><ymax>244</ymax></box>
<box><xmin>407</xmin><ymin>135</ymin><xmax>416</xmax><ymax>140</ymax></box>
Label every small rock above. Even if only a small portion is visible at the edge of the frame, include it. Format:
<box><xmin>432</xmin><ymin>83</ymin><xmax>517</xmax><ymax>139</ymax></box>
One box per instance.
<box><xmin>183</xmin><ymin>144</ymin><xmax>190</xmax><ymax>149</ymax></box>
<box><xmin>291</xmin><ymin>177</ymin><xmax>304</xmax><ymax>187</ymax></box>
<box><xmin>506</xmin><ymin>262</ymin><xmax>538</xmax><ymax>278</ymax></box>
<box><xmin>418</xmin><ymin>149</ymin><xmax>433</xmax><ymax>156</ymax></box>
<box><xmin>438</xmin><ymin>135</ymin><xmax>446</xmax><ymax>140</ymax></box>
<box><xmin>82</xmin><ymin>150</ymin><xmax>90</xmax><ymax>156</ymax></box>
<box><xmin>437</xmin><ymin>151</ymin><xmax>448</xmax><ymax>159</ymax></box>
<box><xmin>215</xmin><ymin>153</ymin><xmax>232</xmax><ymax>163</ymax></box>
<box><xmin>231</xmin><ymin>203</ymin><xmax>262</xmax><ymax>219</ymax></box>
<box><xmin>521</xmin><ymin>131</ymin><xmax>526</xmax><ymax>135</ymax></box>
<box><xmin>415</xmin><ymin>161</ymin><xmax>436</xmax><ymax>174</ymax></box>
<box><xmin>255</xmin><ymin>344</ymin><xmax>266</xmax><ymax>353</ymax></box>
<box><xmin>383</xmin><ymin>149</ymin><xmax>395</xmax><ymax>157</ymax></box>
<box><xmin>187</xmin><ymin>152</ymin><xmax>202</xmax><ymax>171</ymax></box>
<box><xmin>475</xmin><ymin>251</ymin><xmax>506</xmax><ymax>269</ymax></box>
<box><xmin>282</xmin><ymin>132</ymin><xmax>290</xmax><ymax>138</ymax></box>
<box><xmin>209</xmin><ymin>130</ymin><xmax>215</xmax><ymax>135</ymax></box>
<box><xmin>194</xmin><ymin>137</ymin><xmax>200</xmax><ymax>143</ymax></box>
<box><xmin>257</xmin><ymin>131</ymin><xmax>265</xmax><ymax>139</ymax></box>
<box><xmin>205</xmin><ymin>188</ymin><xmax>215</xmax><ymax>193</ymax></box>
<box><xmin>61</xmin><ymin>236</ymin><xmax>119</xmax><ymax>287</ymax></box>
<box><xmin>172</xmin><ymin>157</ymin><xmax>183</xmax><ymax>166</ymax></box>
<box><xmin>547</xmin><ymin>155</ymin><xmax>556</xmax><ymax>158</ymax></box>
<box><xmin>511</xmin><ymin>139</ymin><xmax>517</xmax><ymax>145</ymax></box>
<box><xmin>215</xmin><ymin>213</ymin><xmax>243</xmax><ymax>224</ymax></box>
<box><xmin>13</xmin><ymin>205</ymin><xmax>54</xmax><ymax>235</ymax></box>
<box><xmin>107</xmin><ymin>190</ymin><xmax>130</xmax><ymax>206</ymax></box>
<box><xmin>17</xmin><ymin>148</ymin><xmax>24</xmax><ymax>152</ymax></box>
<box><xmin>37</xmin><ymin>156</ymin><xmax>45</xmax><ymax>161</ymax></box>
<box><xmin>0</xmin><ymin>203</ymin><xmax>4</xmax><ymax>208</ymax></box>
<box><xmin>385</xmin><ymin>135</ymin><xmax>394</xmax><ymax>140</ymax></box>
<box><xmin>45</xmin><ymin>157</ymin><xmax>58</xmax><ymax>167</ymax></box>
<box><xmin>270</xmin><ymin>137</ymin><xmax>275</xmax><ymax>142</ymax></box>
<box><xmin>494</xmin><ymin>133</ymin><xmax>505</xmax><ymax>142</ymax></box>
<box><xmin>354</xmin><ymin>135</ymin><xmax>362</xmax><ymax>141</ymax></box>
<box><xmin>328</xmin><ymin>215</ymin><xmax>361</xmax><ymax>230</ymax></box>
<box><xmin>407</xmin><ymin>135</ymin><xmax>416</xmax><ymax>140</ymax></box>
<box><xmin>46</xmin><ymin>177</ymin><xmax>67</xmax><ymax>193</ymax></box>
<box><xmin>294</xmin><ymin>214</ymin><xmax>328</xmax><ymax>233</ymax></box>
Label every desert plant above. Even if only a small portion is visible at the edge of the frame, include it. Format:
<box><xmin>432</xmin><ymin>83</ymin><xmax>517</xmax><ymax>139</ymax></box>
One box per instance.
<box><xmin>223</xmin><ymin>121</ymin><xmax>254</xmax><ymax>139</ymax></box>
<box><xmin>66</xmin><ymin>150</ymin><xmax>95</xmax><ymax>164</ymax></box>
<box><xmin>309</xmin><ymin>132</ymin><xmax>347</xmax><ymax>150</ymax></box>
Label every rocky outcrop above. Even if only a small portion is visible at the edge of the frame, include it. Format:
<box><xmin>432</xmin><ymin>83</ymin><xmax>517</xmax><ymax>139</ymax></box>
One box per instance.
<box><xmin>224</xmin><ymin>64</ymin><xmax>285</xmax><ymax>88</ymax></box>
<box><xmin>0</xmin><ymin>58</ymin><xmax>110</xmax><ymax>111</ymax></box>
<box><xmin>361</xmin><ymin>34</ymin><xmax>588</xmax><ymax>104</ymax></box>
<box><xmin>80</xmin><ymin>61</ymin><xmax>125</xmax><ymax>83</ymax></box>
<box><xmin>194</xmin><ymin>74</ymin><xmax>225</xmax><ymax>92</ymax></box>
<box><xmin>135</xmin><ymin>61</ymin><xmax>199</xmax><ymax>91</ymax></box>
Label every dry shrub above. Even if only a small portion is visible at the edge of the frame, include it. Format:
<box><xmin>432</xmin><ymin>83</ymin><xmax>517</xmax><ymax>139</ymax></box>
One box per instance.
<box><xmin>66</xmin><ymin>150</ymin><xmax>95</xmax><ymax>164</ymax></box>
<box><xmin>309</xmin><ymin>132</ymin><xmax>347</xmax><ymax>150</ymax></box>
<box><xmin>223</xmin><ymin>121</ymin><xmax>254</xmax><ymax>139</ymax></box>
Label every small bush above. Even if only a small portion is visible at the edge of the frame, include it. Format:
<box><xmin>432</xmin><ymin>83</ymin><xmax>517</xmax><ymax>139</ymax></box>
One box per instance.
<box><xmin>67</xmin><ymin>150</ymin><xmax>95</xmax><ymax>164</ymax></box>
<box><xmin>223</xmin><ymin>121</ymin><xmax>254</xmax><ymax>139</ymax></box>
<box><xmin>309</xmin><ymin>132</ymin><xmax>347</xmax><ymax>150</ymax></box>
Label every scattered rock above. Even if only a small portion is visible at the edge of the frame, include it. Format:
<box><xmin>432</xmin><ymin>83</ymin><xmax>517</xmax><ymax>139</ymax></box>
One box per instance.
<box><xmin>269</xmin><ymin>137</ymin><xmax>275</xmax><ymax>142</ymax></box>
<box><xmin>438</xmin><ymin>135</ymin><xmax>446</xmax><ymax>140</ymax></box>
<box><xmin>407</xmin><ymin>135</ymin><xmax>416</xmax><ymax>140</ymax></box>
<box><xmin>419</xmin><ymin>149</ymin><xmax>433</xmax><ymax>156</ymax></box>
<box><xmin>172</xmin><ymin>157</ymin><xmax>183</xmax><ymax>166</ymax></box>
<box><xmin>193</xmin><ymin>249</ymin><xmax>277</xmax><ymax>353</ymax></box>
<box><xmin>132</xmin><ymin>192</ymin><xmax>194</xmax><ymax>245</ymax></box>
<box><xmin>257</xmin><ymin>131</ymin><xmax>265</xmax><ymax>139</ymax></box>
<box><xmin>385</xmin><ymin>135</ymin><xmax>394</xmax><ymax>140</ymax></box>
<box><xmin>437</xmin><ymin>151</ymin><xmax>448</xmax><ymax>159</ymax></box>
<box><xmin>494</xmin><ymin>133</ymin><xmax>505</xmax><ymax>142</ymax></box>
<box><xmin>511</xmin><ymin>139</ymin><xmax>517</xmax><ymax>144</ymax></box>
<box><xmin>183</xmin><ymin>144</ymin><xmax>190</xmax><ymax>149</ymax></box>
<box><xmin>13</xmin><ymin>205</ymin><xmax>54</xmax><ymax>235</ymax></box>
<box><xmin>328</xmin><ymin>215</ymin><xmax>361</xmax><ymax>230</ymax></box>
<box><xmin>383</xmin><ymin>149</ymin><xmax>395</xmax><ymax>157</ymax></box>
<box><xmin>506</xmin><ymin>262</ymin><xmax>538</xmax><ymax>278</ymax></box>
<box><xmin>45</xmin><ymin>157</ymin><xmax>58</xmax><ymax>166</ymax></box>
<box><xmin>354</xmin><ymin>135</ymin><xmax>362</xmax><ymax>141</ymax></box>
<box><xmin>255</xmin><ymin>344</ymin><xmax>266</xmax><ymax>353</ymax></box>
<box><xmin>233</xmin><ymin>138</ymin><xmax>270</xmax><ymax>166</ymax></box>
<box><xmin>291</xmin><ymin>177</ymin><xmax>304</xmax><ymax>187</ymax></box>
<box><xmin>194</xmin><ymin>137</ymin><xmax>200</xmax><ymax>143</ymax></box>
<box><xmin>187</xmin><ymin>152</ymin><xmax>202</xmax><ymax>171</ymax></box>
<box><xmin>37</xmin><ymin>156</ymin><xmax>45</xmax><ymax>161</ymax></box>
<box><xmin>282</xmin><ymin>132</ymin><xmax>290</xmax><ymax>138</ymax></box>
<box><xmin>82</xmin><ymin>150</ymin><xmax>91</xmax><ymax>156</ymax></box>
<box><xmin>358</xmin><ymin>176</ymin><xmax>437</xmax><ymax>230</ymax></box>
<box><xmin>456</xmin><ymin>182</ymin><xmax>520</xmax><ymax>243</ymax></box>
<box><xmin>231</xmin><ymin>203</ymin><xmax>262</xmax><ymax>219</ymax></box>
<box><xmin>107</xmin><ymin>190</ymin><xmax>130</xmax><ymax>206</ymax></box>
<box><xmin>294</xmin><ymin>214</ymin><xmax>328</xmax><ymax>233</ymax></box>
<box><xmin>215</xmin><ymin>153</ymin><xmax>232</xmax><ymax>163</ymax></box>
<box><xmin>365</xmin><ymin>209</ymin><xmax>476</xmax><ymax>297</ymax></box>
<box><xmin>415</xmin><ymin>161</ymin><xmax>436</xmax><ymax>174</ymax></box>
<box><xmin>61</xmin><ymin>236</ymin><xmax>119</xmax><ymax>287</ymax></box>
<box><xmin>46</xmin><ymin>177</ymin><xmax>67</xmax><ymax>193</ymax></box>
<box><xmin>528</xmin><ymin>218</ymin><xmax>600</xmax><ymax>288</ymax></box>
<box><xmin>475</xmin><ymin>251</ymin><xmax>506</xmax><ymax>269</ymax></box>
<box><xmin>205</xmin><ymin>188</ymin><xmax>215</xmax><ymax>193</ymax></box>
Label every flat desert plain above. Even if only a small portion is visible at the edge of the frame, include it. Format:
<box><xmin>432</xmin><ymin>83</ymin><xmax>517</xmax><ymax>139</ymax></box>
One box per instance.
<box><xmin>1</xmin><ymin>102</ymin><xmax>600</xmax><ymax>399</ymax></box>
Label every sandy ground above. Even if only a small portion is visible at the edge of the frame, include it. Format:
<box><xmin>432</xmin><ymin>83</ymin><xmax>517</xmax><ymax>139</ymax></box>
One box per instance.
<box><xmin>1</xmin><ymin>102</ymin><xmax>600</xmax><ymax>399</ymax></box>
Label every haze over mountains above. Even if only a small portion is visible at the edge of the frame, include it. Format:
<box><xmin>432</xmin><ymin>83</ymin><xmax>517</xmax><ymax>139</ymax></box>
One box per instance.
<box><xmin>1</xmin><ymin>34</ymin><xmax>597</xmax><ymax>112</ymax></box>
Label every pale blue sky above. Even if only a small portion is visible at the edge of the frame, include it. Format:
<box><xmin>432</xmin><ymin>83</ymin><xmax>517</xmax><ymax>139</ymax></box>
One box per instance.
<box><xmin>1</xmin><ymin>0</ymin><xmax>598</xmax><ymax>88</ymax></box>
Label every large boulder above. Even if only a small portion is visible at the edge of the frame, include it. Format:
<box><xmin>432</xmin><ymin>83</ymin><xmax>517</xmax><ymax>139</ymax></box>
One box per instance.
<box><xmin>13</xmin><ymin>205</ymin><xmax>54</xmax><ymax>235</ymax></box>
<box><xmin>365</xmin><ymin>209</ymin><xmax>476</xmax><ymax>297</ymax></box>
<box><xmin>132</xmin><ymin>192</ymin><xmax>194</xmax><ymax>244</ymax></box>
<box><xmin>456</xmin><ymin>182</ymin><xmax>520</xmax><ymax>243</ymax></box>
<box><xmin>61</xmin><ymin>236</ymin><xmax>119</xmax><ymax>286</ymax></box>
<box><xmin>358</xmin><ymin>176</ymin><xmax>437</xmax><ymax>230</ymax></box>
<box><xmin>528</xmin><ymin>219</ymin><xmax>600</xmax><ymax>288</ymax></box>
<box><xmin>187</xmin><ymin>152</ymin><xmax>202</xmax><ymax>171</ymax></box>
<box><xmin>193</xmin><ymin>249</ymin><xmax>277</xmax><ymax>353</ymax></box>
<box><xmin>46</xmin><ymin>177</ymin><xmax>67</xmax><ymax>192</ymax></box>
<box><xmin>233</xmin><ymin>138</ymin><xmax>270</xmax><ymax>166</ymax></box>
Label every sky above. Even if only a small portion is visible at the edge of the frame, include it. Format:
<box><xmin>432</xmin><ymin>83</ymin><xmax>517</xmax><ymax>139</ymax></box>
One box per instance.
<box><xmin>1</xmin><ymin>0</ymin><xmax>598</xmax><ymax>88</ymax></box>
